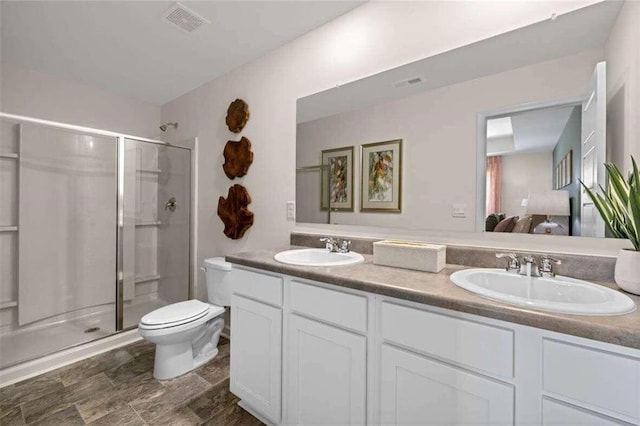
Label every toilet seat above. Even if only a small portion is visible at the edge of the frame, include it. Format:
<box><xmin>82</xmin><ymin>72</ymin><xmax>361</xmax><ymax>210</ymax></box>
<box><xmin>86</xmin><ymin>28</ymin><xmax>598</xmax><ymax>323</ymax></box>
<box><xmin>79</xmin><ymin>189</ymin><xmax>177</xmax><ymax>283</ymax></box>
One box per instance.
<box><xmin>139</xmin><ymin>300</ymin><xmax>223</xmax><ymax>330</ymax></box>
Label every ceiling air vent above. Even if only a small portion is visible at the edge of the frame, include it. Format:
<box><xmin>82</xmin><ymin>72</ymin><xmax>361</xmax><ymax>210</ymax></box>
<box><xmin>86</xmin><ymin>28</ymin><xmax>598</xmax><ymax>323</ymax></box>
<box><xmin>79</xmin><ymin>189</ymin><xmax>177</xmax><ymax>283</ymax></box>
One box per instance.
<box><xmin>393</xmin><ymin>76</ymin><xmax>425</xmax><ymax>89</ymax></box>
<box><xmin>162</xmin><ymin>2</ymin><xmax>210</xmax><ymax>34</ymax></box>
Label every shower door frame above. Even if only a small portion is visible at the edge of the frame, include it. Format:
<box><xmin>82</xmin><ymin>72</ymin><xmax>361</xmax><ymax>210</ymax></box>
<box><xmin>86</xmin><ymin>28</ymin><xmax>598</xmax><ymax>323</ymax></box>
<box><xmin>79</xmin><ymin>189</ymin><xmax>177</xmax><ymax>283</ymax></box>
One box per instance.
<box><xmin>0</xmin><ymin>112</ymin><xmax>195</xmax><ymax>337</ymax></box>
<box><xmin>116</xmin><ymin>136</ymin><xmax>195</xmax><ymax>331</ymax></box>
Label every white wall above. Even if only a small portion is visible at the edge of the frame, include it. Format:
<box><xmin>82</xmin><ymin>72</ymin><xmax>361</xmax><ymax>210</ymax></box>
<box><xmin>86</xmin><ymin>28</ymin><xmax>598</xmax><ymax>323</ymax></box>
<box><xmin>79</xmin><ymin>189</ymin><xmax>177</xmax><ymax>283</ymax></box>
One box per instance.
<box><xmin>501</xmin><ymin>152</ymin><xmax>553</xmax><ymax>218</ymax></box>
<box><xmin>296</xmin><ymin>49</ymin><xmax>602</xmax><ymax>231</ymax></box>
<box><xmin>1</xmin><ymin>62</ymin><xmax>160</xmax><ymax>137</ymax></box>
<box><xmin>160</xmin><ymin>0</ymin><xmax>606</xmax><ymax>299</ymax></box>
<box><xmin>604</xmin><ymin>0</ymin><xmax>640</xmax><ymax>175</ymax></box>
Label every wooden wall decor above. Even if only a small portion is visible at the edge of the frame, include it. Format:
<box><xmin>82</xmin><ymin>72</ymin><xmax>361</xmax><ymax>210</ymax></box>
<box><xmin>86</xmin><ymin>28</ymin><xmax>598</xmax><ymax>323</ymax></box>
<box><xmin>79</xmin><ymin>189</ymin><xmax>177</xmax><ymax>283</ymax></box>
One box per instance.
<box><xmin>217</xmin><ymin>184</ymin><xmax>254</xmax><ymax>239</ymax></box>
<box><xmin>223</xmin><ymin>136</ymin><xmax>254</xmax><ymax>179</ymax></box>
<box><xmin>225</xmin><ymin>99</ymin><xmax>250</xmax><ymax>133</ymax></box>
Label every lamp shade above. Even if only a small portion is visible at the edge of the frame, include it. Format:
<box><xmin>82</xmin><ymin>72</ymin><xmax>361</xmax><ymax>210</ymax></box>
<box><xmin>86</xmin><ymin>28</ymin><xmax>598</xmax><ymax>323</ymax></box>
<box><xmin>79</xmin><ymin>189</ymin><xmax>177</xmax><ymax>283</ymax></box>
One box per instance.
<box><xmin>526</xmin><ymin>190</ymin><xmax>569</xmax><ymax>216</ymax></box>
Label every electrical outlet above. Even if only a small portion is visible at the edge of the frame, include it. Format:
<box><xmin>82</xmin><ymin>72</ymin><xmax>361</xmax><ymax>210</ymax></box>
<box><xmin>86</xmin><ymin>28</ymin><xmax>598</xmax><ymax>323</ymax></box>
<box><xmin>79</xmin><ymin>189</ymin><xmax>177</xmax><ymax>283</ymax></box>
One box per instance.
<box><xmin>452</xmin><ymin>203</ymin><xmax>467</xmax><ymax>218</ymax></box>
<box><xmin>286</xmin><ymin>201</ymin><xmax>296</xmax><ymax>220</ymax></box>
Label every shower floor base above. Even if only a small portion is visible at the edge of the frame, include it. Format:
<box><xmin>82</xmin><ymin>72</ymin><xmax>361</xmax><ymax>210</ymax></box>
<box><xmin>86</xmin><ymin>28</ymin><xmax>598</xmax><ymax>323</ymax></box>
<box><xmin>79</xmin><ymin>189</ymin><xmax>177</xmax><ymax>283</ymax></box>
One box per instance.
<box><xmin>0</xmin><ymin>298</ymin><xmax>169</xmax><ymax>370</ymax></box>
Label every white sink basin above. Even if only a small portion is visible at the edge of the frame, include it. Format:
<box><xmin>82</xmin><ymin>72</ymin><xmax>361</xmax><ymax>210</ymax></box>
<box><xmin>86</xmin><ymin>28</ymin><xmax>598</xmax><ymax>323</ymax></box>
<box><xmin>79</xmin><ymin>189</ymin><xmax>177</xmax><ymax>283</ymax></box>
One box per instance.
<box><xmin>274</xmin><ymin>248</ymin><xmax>364</xmax><ymax>267</ymax></box>
<box><xmin>450</xmin><ymin>268</ymin><xmax>636</xmax><ymax>316</ymax></box>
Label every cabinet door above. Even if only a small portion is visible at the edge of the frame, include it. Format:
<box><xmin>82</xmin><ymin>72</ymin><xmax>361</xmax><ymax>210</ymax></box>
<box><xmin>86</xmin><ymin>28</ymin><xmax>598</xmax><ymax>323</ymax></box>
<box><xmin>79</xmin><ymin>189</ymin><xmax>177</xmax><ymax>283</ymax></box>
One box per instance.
<box><xmin>542</xmin><ymin>398</ymin><xmax>631</xmax><ymax>426</ymax></box>
<box><xmin>287</xmin><ymin>314</ymin><xmax>366</xmax><ymax>425</ymax></box>
<box><xmin>230</xmin><ymin>295</ymin><xmax>282</xmax><ymax>424</ymax></box>
<box><xmin>380</xmin><ymin>344</ymin><xmax>514</xmax><ymax>426</ymax></box>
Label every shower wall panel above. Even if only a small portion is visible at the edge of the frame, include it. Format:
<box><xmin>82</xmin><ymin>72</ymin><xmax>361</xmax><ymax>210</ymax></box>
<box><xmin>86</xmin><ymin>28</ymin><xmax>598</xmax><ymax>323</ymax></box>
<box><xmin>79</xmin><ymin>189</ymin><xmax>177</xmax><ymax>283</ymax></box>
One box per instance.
<box><xmin>157</xmin><ymin>145</ymin><xmax>190</xmax><ymax>303</ymax></box>
<box><xmin>18</xmin><ymin>124</ymin><xmax>117</xmax><ymax>325</ymax></box>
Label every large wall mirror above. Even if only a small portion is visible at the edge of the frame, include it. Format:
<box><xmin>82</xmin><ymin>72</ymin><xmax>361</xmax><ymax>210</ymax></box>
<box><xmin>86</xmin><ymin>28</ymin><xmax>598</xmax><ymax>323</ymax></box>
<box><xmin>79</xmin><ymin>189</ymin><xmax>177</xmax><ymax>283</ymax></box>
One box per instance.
<box><xmin>296</xmin><ymin>1</ymin><xmax>638</xmax><ymax>241</ymax></box>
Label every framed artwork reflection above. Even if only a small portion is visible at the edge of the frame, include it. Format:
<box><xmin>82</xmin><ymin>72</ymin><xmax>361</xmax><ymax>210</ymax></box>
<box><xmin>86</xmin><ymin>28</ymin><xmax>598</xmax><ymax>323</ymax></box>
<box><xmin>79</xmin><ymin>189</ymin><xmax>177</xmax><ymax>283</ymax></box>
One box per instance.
<box><xmin>360</xmin><ymin>139</ymin><xmax>402</xmax><ymax>212</ymax></box>
<box><xmin>321</xmin><ymin>146</ymin><xmax>354</xmax><ymax>211</ymax></box>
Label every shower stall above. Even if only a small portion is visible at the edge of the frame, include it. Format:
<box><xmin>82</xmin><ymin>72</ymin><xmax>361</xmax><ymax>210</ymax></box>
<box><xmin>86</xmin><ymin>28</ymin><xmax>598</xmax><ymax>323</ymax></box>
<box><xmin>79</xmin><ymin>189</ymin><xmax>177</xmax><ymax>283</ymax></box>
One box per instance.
<box><xmin>0</xmin><ymin>113</ymin><xmax>193</xmax><ymax>370</ymax></box>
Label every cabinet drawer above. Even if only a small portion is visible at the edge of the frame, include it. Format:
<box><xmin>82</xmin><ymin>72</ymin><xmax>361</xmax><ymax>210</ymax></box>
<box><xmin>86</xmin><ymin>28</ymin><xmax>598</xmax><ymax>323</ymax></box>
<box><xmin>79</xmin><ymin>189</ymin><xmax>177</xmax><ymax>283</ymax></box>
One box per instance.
<box><xmin>290</xmin><ymin>280</ymin><xmax>367</xmax><ymax>333</ymax></box>
<box><xmin>542</xmin><ymin>338</ymin><xmax>640</xmax><ymax>421</ymax></box>
<box><xmin>232</xmin><ymin>268</ymin><xmax>283</xmax><ymax>307</ymax></box>
<box><xmin>380</xmin><ymin>301</ymin><xmax>514</xmax><ymax>378</ymax></box>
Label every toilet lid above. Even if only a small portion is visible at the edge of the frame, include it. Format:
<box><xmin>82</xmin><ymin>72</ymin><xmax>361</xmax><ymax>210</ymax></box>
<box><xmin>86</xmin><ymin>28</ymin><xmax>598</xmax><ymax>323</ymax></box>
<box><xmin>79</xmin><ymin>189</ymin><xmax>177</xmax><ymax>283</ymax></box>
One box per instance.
<box><xmin>140</xmin><ymin>300</ymin><xmax>211</xmax><ymax>327</ymax></box>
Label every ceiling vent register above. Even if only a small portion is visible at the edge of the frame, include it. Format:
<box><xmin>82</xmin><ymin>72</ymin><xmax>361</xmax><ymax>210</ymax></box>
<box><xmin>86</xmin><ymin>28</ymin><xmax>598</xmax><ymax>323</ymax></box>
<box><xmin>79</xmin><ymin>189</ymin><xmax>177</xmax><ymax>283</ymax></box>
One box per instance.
<box><xmin>162</xmin><ymin>2</ymin><xmax>211</xmax><ymax>34</ymax></box>
<box><xmin>393</xmin><ymin>76</ymin><xmax>425</xmax><ymax>89</ymax></box>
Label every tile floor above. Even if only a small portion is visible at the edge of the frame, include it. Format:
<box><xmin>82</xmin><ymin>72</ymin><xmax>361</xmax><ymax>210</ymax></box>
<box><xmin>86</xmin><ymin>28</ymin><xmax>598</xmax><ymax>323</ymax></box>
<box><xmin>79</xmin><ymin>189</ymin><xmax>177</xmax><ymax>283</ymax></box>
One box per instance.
<box><xmin>0</xmin><ymin>336</ymin><xmax>263</xmax><ymax>425</ymax></box>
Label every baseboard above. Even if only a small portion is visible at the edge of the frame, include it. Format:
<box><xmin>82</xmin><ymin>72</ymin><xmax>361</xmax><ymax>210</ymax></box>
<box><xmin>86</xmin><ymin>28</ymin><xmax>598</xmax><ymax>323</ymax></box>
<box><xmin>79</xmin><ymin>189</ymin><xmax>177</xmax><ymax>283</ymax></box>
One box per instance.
<box><xmin>0</xmin><ymin>329</ymin><xmax>142</xmax><ymax>388</ymax></box>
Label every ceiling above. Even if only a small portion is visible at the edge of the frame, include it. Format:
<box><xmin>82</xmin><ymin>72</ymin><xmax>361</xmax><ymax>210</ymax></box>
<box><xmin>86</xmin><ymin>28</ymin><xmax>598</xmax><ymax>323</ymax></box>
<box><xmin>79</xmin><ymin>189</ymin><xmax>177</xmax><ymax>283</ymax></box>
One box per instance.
<box><xmin>487</xmin><ymin>105</ymin><xmax>578</xmax><ymax>156</ymax></box>
<box><xmin>0</xmin><ymin>1</ymin><xmax>364</xmax><ymax>105</ymax></box>
<box><xmin>297</xmin><ymin>0</ymin><xmax>621</xmax><ymax>123</ymax></box>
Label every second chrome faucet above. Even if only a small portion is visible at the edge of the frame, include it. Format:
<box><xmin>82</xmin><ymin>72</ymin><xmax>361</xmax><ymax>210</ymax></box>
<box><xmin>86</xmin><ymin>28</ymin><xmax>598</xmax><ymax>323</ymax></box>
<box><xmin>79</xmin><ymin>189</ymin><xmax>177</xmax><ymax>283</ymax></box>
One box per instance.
<box><xmin>320</xmin><ymin>237</ymin><xmax>351</xmax><ymax>253</ymax></box>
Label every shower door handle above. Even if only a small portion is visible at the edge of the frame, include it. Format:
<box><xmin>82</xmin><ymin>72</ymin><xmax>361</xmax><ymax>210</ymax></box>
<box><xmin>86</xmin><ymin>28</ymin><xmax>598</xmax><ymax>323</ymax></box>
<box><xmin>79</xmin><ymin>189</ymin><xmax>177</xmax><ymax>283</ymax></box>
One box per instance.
<box><xmin>165</xmin><ymin>197</ymin><xmax>177</xmax><ymax>212</ymax></box>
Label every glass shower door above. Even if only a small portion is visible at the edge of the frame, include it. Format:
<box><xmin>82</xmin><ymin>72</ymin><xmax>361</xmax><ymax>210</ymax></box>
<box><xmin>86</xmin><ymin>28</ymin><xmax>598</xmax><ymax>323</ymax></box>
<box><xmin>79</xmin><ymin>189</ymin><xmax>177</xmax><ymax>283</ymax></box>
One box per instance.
<box><xmin>0</xmin><ymin>118</ymin><xmax>118</xmax><ymax>368</ymax></box>
<box><xmin>121</xmin><ymin>139</ymin><xmax>191</xmax><ymax>329</ymax></box>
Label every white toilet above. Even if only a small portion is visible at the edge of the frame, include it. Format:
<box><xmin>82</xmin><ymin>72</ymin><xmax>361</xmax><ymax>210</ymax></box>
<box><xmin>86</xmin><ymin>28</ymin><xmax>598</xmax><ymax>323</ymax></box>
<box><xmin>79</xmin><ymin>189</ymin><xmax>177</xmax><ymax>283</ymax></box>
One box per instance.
<box><xmin>138</xmin><ymin>257</ymin><xmax>232</xmax><ymax>380</ymax></box>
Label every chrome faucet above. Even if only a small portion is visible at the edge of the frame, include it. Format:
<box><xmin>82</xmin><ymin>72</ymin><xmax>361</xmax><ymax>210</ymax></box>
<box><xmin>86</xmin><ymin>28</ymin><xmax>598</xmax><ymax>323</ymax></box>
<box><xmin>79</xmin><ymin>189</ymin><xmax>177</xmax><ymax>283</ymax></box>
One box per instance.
<box><xmin>519</xmin><ymin>255</ymin><xmax>541</xmax><ymax>277</ymax></box>
<box><xmin>320</xmin><ymin>237</ymin><xmax>351</xmax><ymax>253</ymax></box>
<box><xmin>497</xmin><ymin>252</ymin><xmax>561</xmax><ymax>277</ymax></box>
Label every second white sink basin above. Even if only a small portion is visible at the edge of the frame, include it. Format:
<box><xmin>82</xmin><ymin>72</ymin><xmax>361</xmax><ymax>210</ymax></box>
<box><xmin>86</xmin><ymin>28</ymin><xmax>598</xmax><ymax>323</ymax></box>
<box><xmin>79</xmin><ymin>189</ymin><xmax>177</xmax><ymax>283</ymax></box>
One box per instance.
<box><xmin>274</xmin><ymin>248</ymin><xmax>364</xmax><ymax>267</ymax></box>
<box><xmin>450</xmin><ymin>268</ymin><xmax>636</xmax><ymax>316</ymax></box>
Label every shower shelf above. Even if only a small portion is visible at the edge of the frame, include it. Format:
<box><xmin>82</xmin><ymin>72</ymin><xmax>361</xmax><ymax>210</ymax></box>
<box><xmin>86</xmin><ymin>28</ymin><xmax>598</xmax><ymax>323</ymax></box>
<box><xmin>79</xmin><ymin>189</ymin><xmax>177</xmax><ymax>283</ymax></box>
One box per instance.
<box><xmin>0</xmin><ymin>153</ymin><xmax>19</xmax><ymax>159</ymax></box>
<box><xmin>135</xmin><ymin>221</ymin><xmax>162</xmax><ymax>227</ymax></box>
<box><xmin>135</xmin><ymin>274</ymin><xmax>161</xmax><ymax>284</ymax></box>
<box><xmin>0</xmin><ymin>226</ymin><xmax>18</xmax><ymax>232</ymax></box>
<box><xmin>0</xmin><ymin>300</ymin><xmax>18</xmax><ymax>310</ymax></box>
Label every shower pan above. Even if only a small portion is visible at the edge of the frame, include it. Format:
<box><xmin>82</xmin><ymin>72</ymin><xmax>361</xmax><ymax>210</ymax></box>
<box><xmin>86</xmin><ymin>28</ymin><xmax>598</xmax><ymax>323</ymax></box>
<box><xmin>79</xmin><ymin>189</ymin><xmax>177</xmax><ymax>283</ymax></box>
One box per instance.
<box><xmin>0</xmin><ymin>114</ymin><xmax>193</xmax><ymax>370</ymax></box>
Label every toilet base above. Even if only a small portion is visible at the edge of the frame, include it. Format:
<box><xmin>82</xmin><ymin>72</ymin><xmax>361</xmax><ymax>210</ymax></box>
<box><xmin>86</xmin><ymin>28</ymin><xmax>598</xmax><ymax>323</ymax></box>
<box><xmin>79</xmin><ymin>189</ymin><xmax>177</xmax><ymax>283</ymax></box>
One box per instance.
<box><xmin>153</xmin><ymin>343</ymin><xmax>220</xmax><ymax>380</ymax></box>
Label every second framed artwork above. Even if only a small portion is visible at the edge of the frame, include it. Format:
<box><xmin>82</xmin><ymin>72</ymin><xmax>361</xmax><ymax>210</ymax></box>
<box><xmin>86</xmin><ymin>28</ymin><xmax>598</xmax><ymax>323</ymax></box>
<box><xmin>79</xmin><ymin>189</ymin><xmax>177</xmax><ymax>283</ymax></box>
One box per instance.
<box><xmin>360</xmin><ymin>139</ymin><xmax>402</xmax><ymax>212</ymax></box>
<box><xmin>321</xmin><ymin>146</ymin><xmax>354</xmax><ymax>211</ymax></box>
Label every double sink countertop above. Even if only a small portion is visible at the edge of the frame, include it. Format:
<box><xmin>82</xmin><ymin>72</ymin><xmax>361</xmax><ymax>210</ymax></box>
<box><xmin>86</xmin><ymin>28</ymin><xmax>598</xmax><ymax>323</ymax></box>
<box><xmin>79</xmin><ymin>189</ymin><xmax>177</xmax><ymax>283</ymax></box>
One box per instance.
<box><xmin>226</xmin><ymin>246</ymin><xmax>640</xmax><ymax>350</ymax></box>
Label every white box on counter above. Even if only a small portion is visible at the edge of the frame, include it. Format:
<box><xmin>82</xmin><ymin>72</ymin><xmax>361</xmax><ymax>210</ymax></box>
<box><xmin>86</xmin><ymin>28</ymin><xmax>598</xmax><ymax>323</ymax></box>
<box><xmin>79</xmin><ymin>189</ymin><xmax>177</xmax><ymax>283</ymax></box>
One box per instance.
<box><xmin>373</xmin><ymin>240</ymin><xmax>446</xmax><ymax>273</ymax></box>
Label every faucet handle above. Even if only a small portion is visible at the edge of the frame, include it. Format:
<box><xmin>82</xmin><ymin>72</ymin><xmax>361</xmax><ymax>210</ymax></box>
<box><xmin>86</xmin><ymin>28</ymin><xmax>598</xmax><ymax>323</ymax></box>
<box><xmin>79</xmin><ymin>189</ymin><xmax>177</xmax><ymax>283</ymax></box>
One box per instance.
<box><xmin>339</xmin><ymin>240</ymin><xmax>351</xmax><ymax>253</ymax></box>
<box><xmin>320</xmin><ymin>237</ymin><xmax>338</xmax><ymax>251</ymax></box>
<box><xmin>540</xmin><ymin>255</ymin><xmax>561</xmax><ymax>277</ymax></box>
<box><xmin>496</xmin><ymin>253</ymin><xmax>520</xmax><ymax>271</ymax></box>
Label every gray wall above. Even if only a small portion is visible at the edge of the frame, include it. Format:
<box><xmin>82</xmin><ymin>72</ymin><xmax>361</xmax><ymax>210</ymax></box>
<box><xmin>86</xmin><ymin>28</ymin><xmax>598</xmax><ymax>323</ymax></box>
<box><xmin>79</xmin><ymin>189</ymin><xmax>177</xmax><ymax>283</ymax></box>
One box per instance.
<box><xmin>552</xmin><ymin>105</ymin><xmax>582</xmax><ymax>236</ymax></box>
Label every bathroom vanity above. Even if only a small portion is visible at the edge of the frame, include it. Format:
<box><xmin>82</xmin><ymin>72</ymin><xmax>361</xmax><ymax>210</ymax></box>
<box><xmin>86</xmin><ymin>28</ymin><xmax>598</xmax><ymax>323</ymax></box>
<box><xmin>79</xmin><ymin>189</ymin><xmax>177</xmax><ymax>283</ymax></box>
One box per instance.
<box><xmin>226</xmin><ymin>249</ymin><xmax>640</xmax><ymax>426</ymax></box>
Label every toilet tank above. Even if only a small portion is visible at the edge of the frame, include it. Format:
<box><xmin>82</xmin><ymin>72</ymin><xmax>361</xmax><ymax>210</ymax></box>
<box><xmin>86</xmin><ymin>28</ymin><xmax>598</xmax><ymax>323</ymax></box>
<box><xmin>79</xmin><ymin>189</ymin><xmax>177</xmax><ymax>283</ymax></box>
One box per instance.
<box><xmin>203</xmin><ymin>257</ymin><xmax>233</xmax><ymax>306</ymax></box>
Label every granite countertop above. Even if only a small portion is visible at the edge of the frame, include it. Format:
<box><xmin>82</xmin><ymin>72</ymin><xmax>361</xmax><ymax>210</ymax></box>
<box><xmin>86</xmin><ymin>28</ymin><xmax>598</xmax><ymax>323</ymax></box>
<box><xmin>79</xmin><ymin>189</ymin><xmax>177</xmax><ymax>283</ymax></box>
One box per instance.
<box><xmin>226</xmin><ymin>247</ymin><xmax>640</xmax><ymax>350</ymax></box>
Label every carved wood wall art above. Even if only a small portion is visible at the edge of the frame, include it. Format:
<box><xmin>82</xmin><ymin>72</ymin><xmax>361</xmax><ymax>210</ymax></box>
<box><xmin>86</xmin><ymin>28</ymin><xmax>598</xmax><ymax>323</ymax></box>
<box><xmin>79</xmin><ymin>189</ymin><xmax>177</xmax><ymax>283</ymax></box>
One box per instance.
<box><xmin>225</xmin><ymin>99</ymin><xmax>250</xmax><ymax>133</ymax></box>
<box><xmin>223</xmin><ymin>136</ymin><xmax>254</xmax><ymax>179</ymax></box>
<box><xmin>217</xmin><ymin>184</ymin><xmax>254</xmax><ymax>239</ymax></box>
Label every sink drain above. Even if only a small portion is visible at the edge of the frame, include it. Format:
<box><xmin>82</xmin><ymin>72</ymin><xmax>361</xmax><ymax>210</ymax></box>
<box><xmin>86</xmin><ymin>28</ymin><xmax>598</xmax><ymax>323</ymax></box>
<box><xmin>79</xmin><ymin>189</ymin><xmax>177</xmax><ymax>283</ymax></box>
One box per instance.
<box><xmin>84</xmin><ymin>327</ymin><xmax>100</xmax><ymax>333</ymax></box>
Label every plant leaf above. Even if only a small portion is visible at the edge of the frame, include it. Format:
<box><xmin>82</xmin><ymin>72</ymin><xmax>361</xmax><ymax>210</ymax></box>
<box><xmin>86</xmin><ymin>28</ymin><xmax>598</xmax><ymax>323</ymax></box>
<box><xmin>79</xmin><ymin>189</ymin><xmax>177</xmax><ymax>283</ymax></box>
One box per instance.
<box><xmin>579</xmin><ymin>156</ymin><xmax>640</xmax><ymax>249</ymax></box>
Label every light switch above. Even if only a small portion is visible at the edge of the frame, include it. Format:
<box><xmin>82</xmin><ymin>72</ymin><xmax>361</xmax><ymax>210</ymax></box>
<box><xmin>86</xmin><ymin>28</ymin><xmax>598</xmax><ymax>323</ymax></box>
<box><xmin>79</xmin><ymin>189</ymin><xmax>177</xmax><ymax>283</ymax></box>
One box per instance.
<box><xmin>287</xmin><ymin>201</ymin><xmax>296</xmax><ymax>220</ymax></box>
<box><xmin>452</xmin><ymin>203</ymin><xmax>466</xmax><ymax>218</ymax></box>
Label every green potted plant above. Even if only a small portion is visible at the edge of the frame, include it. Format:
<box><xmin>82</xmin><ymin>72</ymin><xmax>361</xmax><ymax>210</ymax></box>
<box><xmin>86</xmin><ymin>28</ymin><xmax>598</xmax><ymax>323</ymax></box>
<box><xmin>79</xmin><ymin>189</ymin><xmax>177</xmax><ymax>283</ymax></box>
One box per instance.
<box><xmin>581</xmin><ymin>156</ymin><xmax>640</xmax><ymax>295</ymax></box>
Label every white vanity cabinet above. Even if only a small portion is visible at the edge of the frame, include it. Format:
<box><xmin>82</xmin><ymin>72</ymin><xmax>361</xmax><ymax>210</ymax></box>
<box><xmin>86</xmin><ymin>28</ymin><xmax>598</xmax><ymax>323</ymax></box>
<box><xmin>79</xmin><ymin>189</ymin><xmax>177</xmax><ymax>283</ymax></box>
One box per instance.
<box><xmin>379</xmin><ymin>344</ymin><xmax>514</xmax><ymax>425</ymax></box>
<box><xmin>230</xmin><ymin>269</ymin><xmax>284</xmax><ymax>424</ymax></box>
<box><xmin>287</xmin><ymin>314</ymin><xmax>367</xmax><ymax>425</ymax></box>
<box><xmin>229</xmin><ymin>265</ymin><xmax>640</xmax><ymax>426</ymax></box>
<box><xmin>286</xmin><ymin>280</ymin><xmax>368</xmax><ymax>425</ymax></box>
<box><xmin>378</xmin><ymin>301</ymin><xmax>515</xmax><ymax>425</ymax></box>
<box><xmin>542</xmin><ymin>398</ymin><xmax>632</xmax><ymax>426</ymax></box>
